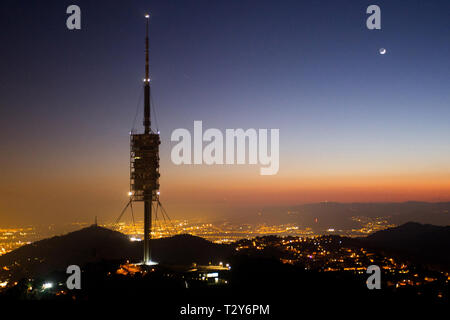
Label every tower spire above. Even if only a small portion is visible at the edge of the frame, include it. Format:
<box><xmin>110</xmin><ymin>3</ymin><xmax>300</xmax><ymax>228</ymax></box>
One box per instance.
<box><xmin>143</xmin><ymin>14</ymin><xmax>151</xmax><ymax>134</ymax></box>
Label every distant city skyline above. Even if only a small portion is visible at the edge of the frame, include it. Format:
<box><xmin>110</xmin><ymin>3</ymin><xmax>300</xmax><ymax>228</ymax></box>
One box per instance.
<box><xmin>1</xmin><ymin>0</ymin><xmax>449</xmax><ymax>225</ymax></box>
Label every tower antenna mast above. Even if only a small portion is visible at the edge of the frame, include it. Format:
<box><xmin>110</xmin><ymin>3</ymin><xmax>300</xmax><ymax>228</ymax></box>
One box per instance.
<box><xmin>144</xmin><ymin>14</ymin><xmax>151</xmax><ymax>134</ymax></box>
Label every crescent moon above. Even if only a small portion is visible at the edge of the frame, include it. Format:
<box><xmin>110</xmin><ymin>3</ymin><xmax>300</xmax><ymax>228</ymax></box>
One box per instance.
<box><xmin>379</xmin><ymin>48</ymin><xmax>386</xmax><ymax>55</ymax></box>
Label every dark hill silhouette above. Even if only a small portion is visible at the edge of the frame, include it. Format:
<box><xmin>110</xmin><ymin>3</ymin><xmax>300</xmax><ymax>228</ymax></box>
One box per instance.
<box><xmin>361</xmin><ymin>222</ymin><xmax>450</xmax><ymax>269</ymax></box>
<box><xmin>152</xmin><ymin>233</ymin><xmax>232</xmax><ymax>265</ymax></box>
<box><xmin>0</xmin><ymin>226</ymin><xmax>233</xmax><ymax>280</ymax></box>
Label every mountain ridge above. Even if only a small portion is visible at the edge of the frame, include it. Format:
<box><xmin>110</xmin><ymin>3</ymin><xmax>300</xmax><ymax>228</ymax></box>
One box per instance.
<box><xmin>360</xmin><ymin>222</ymin><xmax>450</xmax><ymax>269</ymax></box>
<box><xmin>0</xmin><ymin>225</ymin><xmax>233</xmax><ymax>281</ymax></box>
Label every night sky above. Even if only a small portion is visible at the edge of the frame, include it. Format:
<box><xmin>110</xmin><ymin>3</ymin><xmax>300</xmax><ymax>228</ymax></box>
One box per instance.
<box><xmin>0</xmin><ymin>0</ymin><xmax>449</xmax><ymax>225</ymax></box>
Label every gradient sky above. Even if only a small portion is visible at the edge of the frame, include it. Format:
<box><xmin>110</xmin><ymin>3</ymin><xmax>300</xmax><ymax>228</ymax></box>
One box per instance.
<box><xmin>0</xmin><ymin>0</ymin><xmax>449</xmax><ymax>225</ymax></box>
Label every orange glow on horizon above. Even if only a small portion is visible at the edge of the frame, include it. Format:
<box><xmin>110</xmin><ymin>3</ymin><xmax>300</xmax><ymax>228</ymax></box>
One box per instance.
<box><xmin>164</xmin><ymin>172</ymin><xmax>450</xmax><ymax>204</ymax></box>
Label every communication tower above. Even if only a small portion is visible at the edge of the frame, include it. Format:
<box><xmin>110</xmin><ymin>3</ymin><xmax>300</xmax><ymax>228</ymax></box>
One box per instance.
<box><xmin>129</xmin><ymin>14</ymin><xmax>160</xmax><ymax>265</ymax></box>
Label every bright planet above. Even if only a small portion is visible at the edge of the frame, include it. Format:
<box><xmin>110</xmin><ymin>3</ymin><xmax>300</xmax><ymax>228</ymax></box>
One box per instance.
<box><xmin>379</xmin><ymin>48</ymin><xmax>387</xmax><ymax>55</ymax></box>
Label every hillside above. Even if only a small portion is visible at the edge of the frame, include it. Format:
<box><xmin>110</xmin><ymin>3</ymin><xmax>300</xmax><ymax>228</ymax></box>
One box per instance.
<box><xmin>361</xmin><ymin>222</ymin><xmax>450</xmax><ymax>268</ymax></box>
<box><xmin>0</xmin><ymin>226</ymin><xmax>234</xmax><ymax>280</ymax></box>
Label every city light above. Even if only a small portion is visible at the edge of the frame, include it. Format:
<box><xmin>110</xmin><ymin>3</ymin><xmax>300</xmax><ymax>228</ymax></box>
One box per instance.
<box><xmin>42</xmin><ymin>282</ymin><xmax>53</xmax><ymax>290</ymax></box>
<box><xmin>206</xmin><ymin>272</ymin><xmax>219</xmax><ymax>278</ymax></box>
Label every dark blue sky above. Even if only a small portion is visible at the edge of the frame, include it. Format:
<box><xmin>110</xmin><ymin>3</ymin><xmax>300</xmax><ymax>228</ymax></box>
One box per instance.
<box><xmin>0</xmin><ymin>0</ymin><xmax>449</xmax><ymax>225</ymax></box>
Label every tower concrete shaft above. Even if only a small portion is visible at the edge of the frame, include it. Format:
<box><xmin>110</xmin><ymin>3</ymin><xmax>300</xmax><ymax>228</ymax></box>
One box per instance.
<box><xmin>143</xmin><ymin>14</ymin><xmax>152</xmax><ymax>264</ymax></box>
<box><xmin>143</xmin><ymin>201</ymin><xmax>152</xmax><ymax>264</ymax></box>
